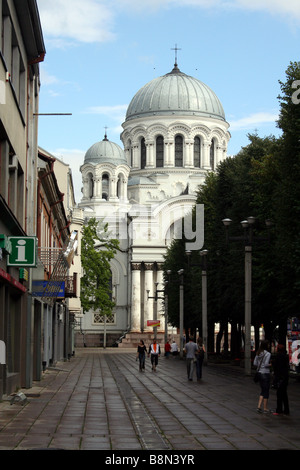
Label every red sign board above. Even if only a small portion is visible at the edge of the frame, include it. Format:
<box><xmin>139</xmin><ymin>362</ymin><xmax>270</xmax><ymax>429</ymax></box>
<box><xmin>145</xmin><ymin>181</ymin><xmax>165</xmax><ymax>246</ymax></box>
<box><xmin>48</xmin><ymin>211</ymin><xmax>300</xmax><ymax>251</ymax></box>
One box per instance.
<box><xmin>147</xmin><ymin>320</ymin><xmax>160</xmax><ymax>328</ymax></box>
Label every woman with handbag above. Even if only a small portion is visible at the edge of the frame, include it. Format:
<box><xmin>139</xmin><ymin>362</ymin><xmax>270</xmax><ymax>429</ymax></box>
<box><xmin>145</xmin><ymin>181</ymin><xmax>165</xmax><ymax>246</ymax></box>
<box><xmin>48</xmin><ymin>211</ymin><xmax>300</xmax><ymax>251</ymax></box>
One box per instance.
<box><xmin>253</xmin><ymin>340</ymin><xmax>271</xmax><ymax>413</ymax></box>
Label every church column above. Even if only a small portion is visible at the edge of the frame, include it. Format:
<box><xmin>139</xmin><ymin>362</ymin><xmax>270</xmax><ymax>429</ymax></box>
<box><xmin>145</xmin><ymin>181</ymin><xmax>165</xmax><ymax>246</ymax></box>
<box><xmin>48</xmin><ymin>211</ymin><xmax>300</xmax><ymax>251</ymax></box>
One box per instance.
<box><xmin>144</xmin><ymin>263</ymin><xmax>154</xmax><ymax>331</ymax></box>
<box><xmin>110</xmin><ymin>176</ymin><xmax>118</xmax><ymax>201</ymax></box>
<box><xmin>94</xmin><ymin>176</ymin><xmax>101</xmax><ymax>199</ymax></box>
<box><xmin>185</xmin><ymin>140</ymin><xmax>194</xmax><ymax>167</ymax></box>
<box><xmin>133</xmin><ymin>143</ymin><xmax>141</xmax><ymax>169</ymax></box>
<box><xmin>131</xmin><ymin>263</ymin><xmax>141</xmax><ymax>332</ymax></box>
<box><xmin>121</xmin><ymin>177</ymin><xmax>128</xmax><ymax>202</ymax></box>
<box><xmin>146</xmin><ymin>141</ymin><xmax>154</xmax><ymax>168</ymax></box>
<box><xmin>132</xmin><ymin>143</ymin><xmax>139</xmax><ymax>169</ymax></box>
<box><xmin>202</xmin><ymin>140</ymin><xmax>211</xmax><ymax>169</ymax></box>
<box><xmin>164</xmin><ymin>140</ymin><xmax>174</xmax><ymax>167</ymax></box>
<box><xmin>156</xmin><ymin>265</ymin><xmax>165</xmax><ymax>332</ymax></box>
<box><xmin>125</xmin><ymin>146</ymin><xmax>131</xmax><ymax>166</ymax></box>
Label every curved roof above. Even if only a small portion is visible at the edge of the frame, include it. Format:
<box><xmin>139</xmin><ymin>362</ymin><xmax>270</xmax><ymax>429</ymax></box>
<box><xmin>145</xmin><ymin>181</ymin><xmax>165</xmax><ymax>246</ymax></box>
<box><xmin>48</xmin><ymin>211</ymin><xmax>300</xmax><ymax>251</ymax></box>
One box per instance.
<box><xmin>128</xmin><ymin>176</ymin><xmax>156</xmax><ymax>186</ymax></box>
<box><xmin>84</xmin><ymin>135</ymin><xmax>127</xmax><ymax>165</ymax></box>
<box><xmin>126</xmin><ymin>65</ymin><xmax>225</xmax><ymax>122</ymax></box>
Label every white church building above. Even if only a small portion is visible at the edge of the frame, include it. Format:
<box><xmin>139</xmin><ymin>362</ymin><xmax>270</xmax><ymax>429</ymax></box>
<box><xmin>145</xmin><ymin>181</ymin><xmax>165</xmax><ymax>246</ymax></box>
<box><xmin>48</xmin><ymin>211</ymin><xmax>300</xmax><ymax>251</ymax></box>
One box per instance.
<box><xmin>75</xmin><ymin>59</ymin><xmax>230</xmax><ymax>348</ymax></box>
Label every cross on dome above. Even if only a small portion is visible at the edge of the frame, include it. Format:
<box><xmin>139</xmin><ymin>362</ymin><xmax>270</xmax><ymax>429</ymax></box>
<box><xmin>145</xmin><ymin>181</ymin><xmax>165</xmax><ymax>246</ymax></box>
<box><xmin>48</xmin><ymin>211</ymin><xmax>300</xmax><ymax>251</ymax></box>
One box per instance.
<box><xmin>171</xmin><ymin>43</ymin><xmax>181</xmax><ymax>68</ymax></box>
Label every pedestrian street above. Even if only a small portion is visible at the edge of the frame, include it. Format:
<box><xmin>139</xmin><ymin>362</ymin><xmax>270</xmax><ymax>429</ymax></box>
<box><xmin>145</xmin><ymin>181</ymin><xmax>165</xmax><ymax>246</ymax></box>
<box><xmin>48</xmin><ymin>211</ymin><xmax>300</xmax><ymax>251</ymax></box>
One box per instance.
<box><xmin>0</xmin><ymin>348</ymin><xmax>299</xmax><ymax>453</ymax></box>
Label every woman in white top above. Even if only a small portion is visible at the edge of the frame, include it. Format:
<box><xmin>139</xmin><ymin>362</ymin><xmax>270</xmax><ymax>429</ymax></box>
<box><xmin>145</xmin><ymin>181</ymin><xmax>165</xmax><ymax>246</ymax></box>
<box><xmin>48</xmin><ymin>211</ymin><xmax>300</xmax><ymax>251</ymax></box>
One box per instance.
<box><xmin>254</xmin><ymin>340</ymin><xmax>272</xmax><ymax>413</ymax></box>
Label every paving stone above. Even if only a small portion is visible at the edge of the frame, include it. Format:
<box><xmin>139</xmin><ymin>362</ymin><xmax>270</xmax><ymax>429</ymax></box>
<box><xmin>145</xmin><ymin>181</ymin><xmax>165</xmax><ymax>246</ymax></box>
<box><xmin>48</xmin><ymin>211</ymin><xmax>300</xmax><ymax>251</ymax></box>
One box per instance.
<box><xmin>0</xmin><ymin>348</ymin><xmax>299</xmax><ymax>451</ymax></box>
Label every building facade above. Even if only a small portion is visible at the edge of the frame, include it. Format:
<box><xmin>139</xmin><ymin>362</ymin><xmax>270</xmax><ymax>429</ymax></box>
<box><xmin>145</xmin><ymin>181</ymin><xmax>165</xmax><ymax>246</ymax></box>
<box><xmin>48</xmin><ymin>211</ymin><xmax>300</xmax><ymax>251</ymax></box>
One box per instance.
<box><xmin>77</xmin><ymin>61</ymin><xmax>231</xmax><ymax>348</ymax></box>
<box><xmin>0</xmin><ymin>0</ymin><xmax>45</xmax><ymax>397</ymax></box>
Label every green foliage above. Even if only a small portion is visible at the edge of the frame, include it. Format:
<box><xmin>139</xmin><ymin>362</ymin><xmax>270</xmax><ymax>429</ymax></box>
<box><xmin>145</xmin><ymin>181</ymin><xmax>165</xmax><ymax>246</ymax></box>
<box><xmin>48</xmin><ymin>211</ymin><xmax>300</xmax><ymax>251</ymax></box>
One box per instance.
<box><xmin>80</xmin><ymin>218</ymin><xmax>119</xmax><ymax>316</ymax></box>
<box><xmin>274</xmin><ymin>61</ymin><xmax>300</xmax><ymax>317</ymax></box>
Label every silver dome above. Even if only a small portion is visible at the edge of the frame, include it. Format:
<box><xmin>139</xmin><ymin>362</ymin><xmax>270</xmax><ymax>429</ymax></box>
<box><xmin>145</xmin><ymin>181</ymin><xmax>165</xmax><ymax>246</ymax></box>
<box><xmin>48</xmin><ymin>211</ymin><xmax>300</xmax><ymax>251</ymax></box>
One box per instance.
<box><xmin>84</xmin><ymin>136</ymin><xmax>127</xmax><ymax>165</ymax></box>
<box><xmin>126</xmin><ymin>65</ymin><xmax>225</xmax><ymax>122</ymax></box>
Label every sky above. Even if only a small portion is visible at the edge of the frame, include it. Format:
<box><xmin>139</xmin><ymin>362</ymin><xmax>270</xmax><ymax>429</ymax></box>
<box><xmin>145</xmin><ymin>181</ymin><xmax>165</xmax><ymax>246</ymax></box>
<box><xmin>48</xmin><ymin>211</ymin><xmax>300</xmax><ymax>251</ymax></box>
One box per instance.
<box><xmin>36</xmin><ymin>0</ymin><xmax>300</xmax><ymax>203</ymax></box>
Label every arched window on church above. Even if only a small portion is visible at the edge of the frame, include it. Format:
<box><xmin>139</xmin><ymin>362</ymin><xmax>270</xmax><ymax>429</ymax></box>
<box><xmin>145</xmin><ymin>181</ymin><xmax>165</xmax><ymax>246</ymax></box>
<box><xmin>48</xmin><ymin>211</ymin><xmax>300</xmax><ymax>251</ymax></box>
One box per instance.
<box><xmin>210</xmin><ymin>139</ymin><xmax>215</xmax><ymax>170</ymax></box>
<box><xmin>87</xmin><ymin>172</ymin><xmax>94</xmax><ymax>199</ymax></box>
<box><xmin>194</xmin><ymin>136</ymin><xmax>201</xmax><ymax>168</ymax></box>
<box><xmin>156</xmin><ymin>135</ymin><xmax>164</xmax><ymax>167</ymax></box>
<box><xmin>141</xmin><ymin>138</ymin><xmax>146</xmax><ymax>169</ymax></box>
<box><xmin>175</xmin><ymin>134</ymin><xmax>183</xmax><ymax>167</ymax></box>
<box><xmin>102</xmin><ymin>173</ymin><xmax>109</xmax><ymax>200</ymax></box>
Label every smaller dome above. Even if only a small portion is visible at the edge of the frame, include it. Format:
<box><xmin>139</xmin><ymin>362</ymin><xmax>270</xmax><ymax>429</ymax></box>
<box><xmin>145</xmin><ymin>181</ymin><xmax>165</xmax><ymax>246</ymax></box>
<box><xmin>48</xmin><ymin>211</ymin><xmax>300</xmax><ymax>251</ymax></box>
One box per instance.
<box><xmin>84</xmin><ymin>134</ymin><xmax>127</xmax><ymax>166</ymax></box>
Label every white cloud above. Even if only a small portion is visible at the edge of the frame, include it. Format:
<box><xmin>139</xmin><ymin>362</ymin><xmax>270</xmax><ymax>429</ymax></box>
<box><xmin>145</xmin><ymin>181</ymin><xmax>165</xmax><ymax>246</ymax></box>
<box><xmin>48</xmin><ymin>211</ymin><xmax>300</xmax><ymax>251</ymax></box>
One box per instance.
<box><xmin>235</xmin><ymin>0</ymin><xmax>300</xmax><ymax>21</ymax></box>
<box><xmin>116</xmin><ymin>0</ymin><xmax>300</xmax><ymax>22</ymax></box>
<box><xmin>37</xmin><ymin>0</ymin><xmax>300</xmax><ymax>49</ymax></box>
<box><xmin>37</xmin><ymin>0</ymin><xmax>116</xmax><ymax>45</ymax></box>
<box><xmin>229</xmin><ymin>111</ymin><xmax>278</xmax><ymax>130</ymax></box>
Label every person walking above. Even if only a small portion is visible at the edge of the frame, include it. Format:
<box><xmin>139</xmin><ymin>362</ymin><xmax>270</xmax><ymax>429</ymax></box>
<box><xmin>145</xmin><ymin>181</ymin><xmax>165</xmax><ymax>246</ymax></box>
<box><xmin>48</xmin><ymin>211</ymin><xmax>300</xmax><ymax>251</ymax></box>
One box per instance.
<box><xmin>272</xmin><ymin>344</ymin><xmax>290</xmax><ymax>416</ymax></box>
<box><xmin>164</xmin><ymin>340</ymin><xmax>171</xmax><ymax>358</ymax></box>
<box><xmin>184</xmin><ymin>337</ymin><xmax>198</xmax><ymax>381</ymax></box>
<box><xmin>137</xmin><ymin>340</ymin><xmax>147</xmax><ymax>372</ymax></box>
<box><xmin>148</xmin><ymin>339</ymin><xmax>161</xmax><ymax>371</ymax></box>
<box><xmin>171</xmin><ymin>340</ymin><xmax>178</xmax><ymax>356</ymax></box>
<box><xmin>254</xmin><ymin>340</ymin><xmax>272</xmax><ymax>413</ymax></box>
<box><xmin>196</xmin><ymin>337</ymin><xmax>205</xmax><ymax>381</ymax></box>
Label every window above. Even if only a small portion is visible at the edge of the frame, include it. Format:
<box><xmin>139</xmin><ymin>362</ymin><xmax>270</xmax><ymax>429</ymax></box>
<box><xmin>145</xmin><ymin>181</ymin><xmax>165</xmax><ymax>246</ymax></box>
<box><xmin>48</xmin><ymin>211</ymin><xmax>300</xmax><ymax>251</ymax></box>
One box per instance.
<box><xmin>194</xmin><ymin>136</ymin><xmax>201</xmax><ymax>167</ymax></box>
<box><xmin>2</xmin><ymin>7</ymin><xmax>26</xmax><ymax>118</ymax></box>
<box><xmin>141</xmin><ymin>138</ymin><xmax>146</xmax><ymax>169</ymax></box>
<box><xmin>156</xmin><ymin>135</ymin><xmax>164</xmax><ymax>167</ymax></box>
<box><xmin>175</xmin><ymin>135</ymin><xmax>183</xmax><ymax>167</ymax></box>
<box><xmin>102</xmin><ymin>173</ymin><xmax>109</xmax><ymax>200</ymax></box>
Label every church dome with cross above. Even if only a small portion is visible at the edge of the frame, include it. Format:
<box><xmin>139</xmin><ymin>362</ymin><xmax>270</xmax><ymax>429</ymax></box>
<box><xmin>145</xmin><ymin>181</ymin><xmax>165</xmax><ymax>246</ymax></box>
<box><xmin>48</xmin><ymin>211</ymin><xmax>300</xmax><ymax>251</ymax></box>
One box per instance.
<box><xmin>121</xmin><ymin>53</ymin><xmax>230</xmax><ymax>182</ymax></box>
<box><xmin>126</xmin><ymin>63</ymin><xmax>225</xmax><ymax>122</ymax></box>
<box><xmin>84</xmin><ymin>134</ymin><xmax>127</xmax><ymax>166</ymax></box>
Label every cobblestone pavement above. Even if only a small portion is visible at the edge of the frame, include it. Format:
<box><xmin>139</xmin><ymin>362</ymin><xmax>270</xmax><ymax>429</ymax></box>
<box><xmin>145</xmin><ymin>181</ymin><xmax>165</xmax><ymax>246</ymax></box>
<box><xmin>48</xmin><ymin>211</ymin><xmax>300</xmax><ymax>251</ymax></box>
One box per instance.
<box><xmin>0</xmin><ymin>348</ymin><xmax>299</xmax><ymax>452</ymax></box>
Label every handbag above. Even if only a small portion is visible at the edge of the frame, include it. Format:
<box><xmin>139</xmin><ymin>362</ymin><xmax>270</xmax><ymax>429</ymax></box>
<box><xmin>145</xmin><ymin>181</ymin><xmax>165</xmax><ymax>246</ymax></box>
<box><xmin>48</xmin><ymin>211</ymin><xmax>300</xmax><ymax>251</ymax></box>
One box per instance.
<box><xmin>253</xmin><ymin>353</ymin><xmax>265</xmax><ymax>383</ymax></box>
<box><xmin>253</xmin><ymin>371</ymin><xmax>260</xmax><ymax>383</ymax></box>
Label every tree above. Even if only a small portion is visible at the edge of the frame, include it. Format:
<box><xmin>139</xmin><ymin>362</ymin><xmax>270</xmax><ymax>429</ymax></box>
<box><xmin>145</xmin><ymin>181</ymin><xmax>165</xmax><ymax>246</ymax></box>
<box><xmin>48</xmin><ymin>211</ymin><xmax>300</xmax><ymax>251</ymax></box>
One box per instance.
<box><xmin>273</xmin><ymin>61</ymin><xmax>300</xmax><ymax>325</ymax></box>
<box><xmin>80</xmin><ymin>218</ymin><xmax>119</xmax><ymax>317</ymax></box>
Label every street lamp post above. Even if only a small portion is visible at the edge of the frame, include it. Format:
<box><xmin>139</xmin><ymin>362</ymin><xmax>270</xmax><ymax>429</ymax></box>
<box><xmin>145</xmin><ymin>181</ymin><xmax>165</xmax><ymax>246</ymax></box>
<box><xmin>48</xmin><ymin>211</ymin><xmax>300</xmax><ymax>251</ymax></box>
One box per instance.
<box><xmin>222</xmin><ymin>216</ymin><xmax>255</xmax><ymax>376</ymax></box>
<box><xmin>186</xmin><ymin>249</ymin><xmax>209</xmax><ymax>365</ymax></box>
<box><xmin>222</xmin><ymin>216</ymin><xmax>272</xmax><ymax>376</ymax></box>
<box><xmin>200</xmin><ymin>250</ymin><xmax>208</xmax><ymax>365</ymax></box>
<box><xmin>241</xmin><ymin>218</ymin><xmax>255</xmax><ymax>377</ymax></box>
<box><xmin>160</xmin><ymin>269</ymin><xmax>184</xmax><ymax>358</ymax></box>
<box><xmin>178</xmin><ymin>269</ymin><xmax>184</xmax><ymax>359</ymax></box>
<box><xmin>164</xmin><ymin>270</ymin><xmax>171</xmax><ymax>346</ymax></box>
<box><xmin>147</xmin><ymin>271</ymin><xmax>171</xmax><ymax>343</ymax></box>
